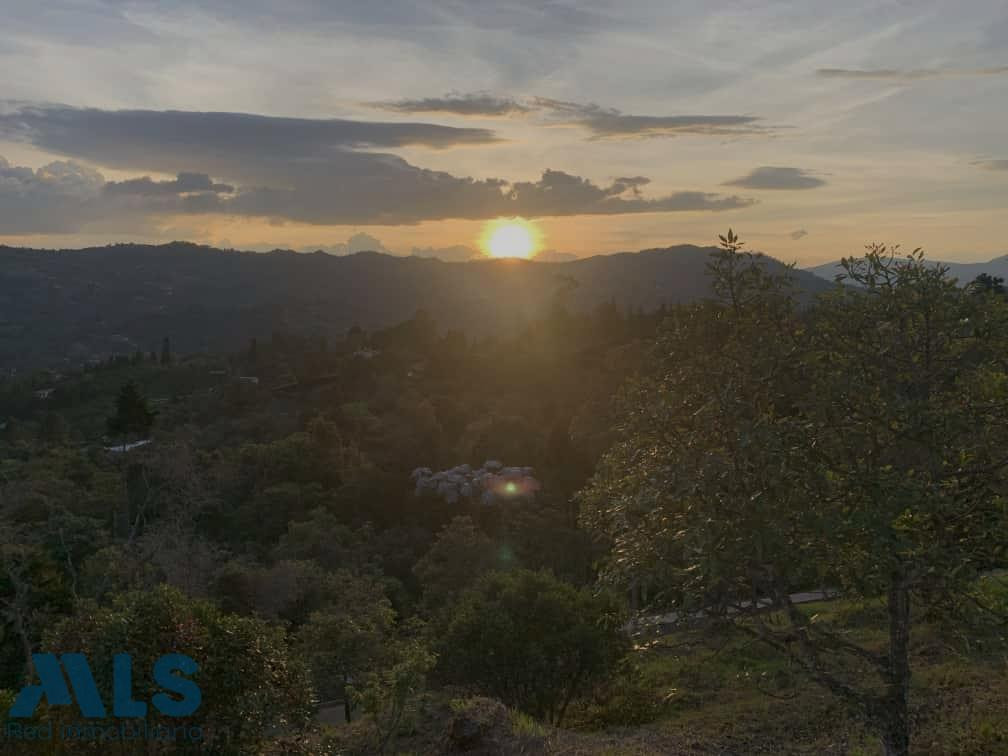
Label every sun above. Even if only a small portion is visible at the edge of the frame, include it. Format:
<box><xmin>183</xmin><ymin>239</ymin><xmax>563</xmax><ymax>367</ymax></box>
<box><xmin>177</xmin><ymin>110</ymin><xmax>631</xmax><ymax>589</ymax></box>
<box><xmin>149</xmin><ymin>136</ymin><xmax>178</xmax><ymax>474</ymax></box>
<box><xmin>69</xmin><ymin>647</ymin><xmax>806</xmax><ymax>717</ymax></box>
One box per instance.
<box><xmin>481</xmin><ymin>218</ymin><xmax>540</xmax><ymax>259</ymax></box>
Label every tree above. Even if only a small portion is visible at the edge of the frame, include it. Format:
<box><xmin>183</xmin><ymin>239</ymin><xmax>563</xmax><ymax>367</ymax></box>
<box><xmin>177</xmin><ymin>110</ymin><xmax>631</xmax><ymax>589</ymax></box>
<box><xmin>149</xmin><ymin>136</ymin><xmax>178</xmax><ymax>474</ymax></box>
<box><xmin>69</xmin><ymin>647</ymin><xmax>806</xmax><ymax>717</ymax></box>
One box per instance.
<box><xmin>580</xmin><ymin>233</ymin><xmax>1008</xmax><ymax>755</ymax></box>
<box><xmin>969</xmin><ymin>272</ymin><xmax>1005</xmax><ymax>296</ymax></box>
<box><xmin>412</xmin><ymin>515</ymin><xmax>498</xmax><ymax>614</ymax></box>
<box><xmin>37</xmin><ymin>411</ymin><xmax>69</xmax><ymax>446</ymax></box>
<box><xmin>44</xmin><ymin>585</ymin><xmax>314</xmax><ymax>753</ymax></box>
<box><xmin>0</xmin><ymin>541</ymin><xmax>73</xmax><ymax>686</ymax></box>
<box><xmin>352</xmin><ymin>625</ymin><xmax>435</xmax><ymax>754</ymax></box>
<box><xmin>297</xmin><ymin>569</ymin><xmax>396</xmax><ymax>722</ymax></box>
<box><xmin>106</xmin><ymin>381</ymin><xmax>157</xmax><ymax>438</ymax></box>
<box><xmin>795</xmin><ymin>246</ymin><xmax>1008</xmax><ymax>753</ymax></box>
<box><xmin>160</xmin><ymin>336</ymin><xmax>172</xmax><ymax>365</ymax></box>
<box><xmin>436</xmin><ymin>569</ymin><xmax>627</xmax><ymax>724</ymax></box>
<box><xmin>213</xmin><ymin>558</ymin><xmax>340</xmax><ymax>627</ymax></box>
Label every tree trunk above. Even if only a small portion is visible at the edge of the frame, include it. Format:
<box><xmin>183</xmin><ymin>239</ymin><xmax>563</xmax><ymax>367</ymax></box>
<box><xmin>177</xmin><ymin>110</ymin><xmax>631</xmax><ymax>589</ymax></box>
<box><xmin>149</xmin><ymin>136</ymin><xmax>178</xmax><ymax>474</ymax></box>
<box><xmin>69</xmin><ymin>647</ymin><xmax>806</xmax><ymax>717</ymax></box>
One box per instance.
<box><xmin>343</xmin><ymin>675</ymin><xmax>353</xmax><ymax>723</ymax></box>
<box><xmin>880</xmin><ymin>575</ymin><xmax>911</xmax><ymax>756</ymax></box>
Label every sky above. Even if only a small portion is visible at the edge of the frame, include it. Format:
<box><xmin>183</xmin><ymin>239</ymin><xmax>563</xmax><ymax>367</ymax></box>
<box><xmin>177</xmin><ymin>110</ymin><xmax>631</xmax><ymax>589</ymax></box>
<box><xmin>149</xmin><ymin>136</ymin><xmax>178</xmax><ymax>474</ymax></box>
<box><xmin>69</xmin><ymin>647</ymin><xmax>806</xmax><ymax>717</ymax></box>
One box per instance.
<box><xmin>0</xmin><ymin>0</ymin><xmax>1005</xmax><ymax>265</ymax></box>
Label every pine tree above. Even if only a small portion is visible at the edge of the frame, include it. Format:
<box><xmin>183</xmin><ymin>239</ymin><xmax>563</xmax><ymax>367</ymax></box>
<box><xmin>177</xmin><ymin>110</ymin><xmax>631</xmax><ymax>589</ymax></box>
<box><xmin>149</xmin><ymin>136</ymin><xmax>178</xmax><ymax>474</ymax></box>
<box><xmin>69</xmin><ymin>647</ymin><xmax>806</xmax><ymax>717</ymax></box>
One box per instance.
<box><xmin>107</xmin><ymin>381</ymin><xmax>157</xmax><ymax>438</ymax></box>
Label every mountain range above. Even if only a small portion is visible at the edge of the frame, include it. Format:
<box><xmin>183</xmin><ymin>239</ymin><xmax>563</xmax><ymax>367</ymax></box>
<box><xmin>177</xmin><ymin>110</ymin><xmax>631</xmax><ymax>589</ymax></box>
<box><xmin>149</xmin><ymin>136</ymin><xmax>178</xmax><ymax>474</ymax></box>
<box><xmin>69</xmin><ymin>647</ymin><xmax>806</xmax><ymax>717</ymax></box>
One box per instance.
<box><xmin>1</xmin><ymin>242</ymin><xmax>832</xmax><ymax>372</ymax></box>
<box><xmin>806</xmin><ymin>255</ymin><xmax>1008</xmax><ymax>284</ymax></box>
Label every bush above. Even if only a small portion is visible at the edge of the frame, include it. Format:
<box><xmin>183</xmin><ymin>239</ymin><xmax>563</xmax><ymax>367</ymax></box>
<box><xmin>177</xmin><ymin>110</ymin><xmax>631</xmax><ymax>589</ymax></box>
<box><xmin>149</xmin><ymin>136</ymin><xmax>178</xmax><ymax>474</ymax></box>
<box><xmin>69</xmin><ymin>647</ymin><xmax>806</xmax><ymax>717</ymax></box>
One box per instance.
<box><xmin>44</xmin><ymin>584</ymin><xmax>313</xmax><ymax>753</ymax></box>
<box><xmin>436</xmin><ymin>569</ymin><xmax>628</xmax><ymax>724</ymax></box>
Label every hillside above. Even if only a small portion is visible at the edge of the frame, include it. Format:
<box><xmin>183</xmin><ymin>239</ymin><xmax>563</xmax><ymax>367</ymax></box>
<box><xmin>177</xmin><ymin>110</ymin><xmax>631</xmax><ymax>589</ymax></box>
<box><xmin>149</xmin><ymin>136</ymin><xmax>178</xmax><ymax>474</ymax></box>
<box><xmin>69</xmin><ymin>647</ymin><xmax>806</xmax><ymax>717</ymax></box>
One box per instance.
<box><xmin>0</xmin><ymin>243</ymin><xmax>831</xmax><ymax>371</ymax></box>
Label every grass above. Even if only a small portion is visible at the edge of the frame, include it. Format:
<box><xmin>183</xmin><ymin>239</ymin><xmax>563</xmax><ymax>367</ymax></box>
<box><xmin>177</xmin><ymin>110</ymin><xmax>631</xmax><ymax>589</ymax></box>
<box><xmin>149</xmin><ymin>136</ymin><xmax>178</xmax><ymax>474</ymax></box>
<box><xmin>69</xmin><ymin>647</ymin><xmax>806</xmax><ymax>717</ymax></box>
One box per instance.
<box><xmin>560</xmin><ymin>587</ymin><xmax>1008</xmax><ymax>754</ymax></box>
<box><xmin>325</xmin><ymin>581</ymin><xmax>1008</xmax><ymax>754</ymax></box>
<box><xmin>511</xmin><ymin>709</ymin><xmax>550</xmax><ymax>738</ymax></box>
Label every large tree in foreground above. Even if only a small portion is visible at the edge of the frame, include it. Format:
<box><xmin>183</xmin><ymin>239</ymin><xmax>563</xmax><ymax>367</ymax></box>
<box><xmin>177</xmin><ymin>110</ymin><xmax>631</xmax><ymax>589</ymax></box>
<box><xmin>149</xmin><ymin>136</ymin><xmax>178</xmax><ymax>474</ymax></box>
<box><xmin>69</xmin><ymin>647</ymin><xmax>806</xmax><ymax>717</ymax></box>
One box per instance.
<box><xmin>580</xmin><ymin>232</ymin><xmax>1008</xmax><ymax>755</ymax></box>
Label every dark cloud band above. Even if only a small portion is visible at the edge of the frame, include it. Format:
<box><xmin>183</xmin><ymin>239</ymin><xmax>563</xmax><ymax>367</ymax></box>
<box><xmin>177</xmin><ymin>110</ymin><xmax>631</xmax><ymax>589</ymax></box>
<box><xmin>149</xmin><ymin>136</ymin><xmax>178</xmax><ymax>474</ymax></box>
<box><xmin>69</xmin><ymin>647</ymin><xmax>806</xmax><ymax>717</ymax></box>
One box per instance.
<box><xmin>0</xmin><ymin>103</ymin><xmax>756</xmax><ymax>231</ymax></box>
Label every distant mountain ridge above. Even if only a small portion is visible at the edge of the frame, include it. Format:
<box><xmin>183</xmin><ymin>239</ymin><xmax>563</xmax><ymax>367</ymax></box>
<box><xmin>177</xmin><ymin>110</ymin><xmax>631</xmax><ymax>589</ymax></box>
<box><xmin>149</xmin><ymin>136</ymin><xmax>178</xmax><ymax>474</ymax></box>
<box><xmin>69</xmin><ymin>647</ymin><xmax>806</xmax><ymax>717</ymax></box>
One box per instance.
<box><xmin>807</xmin><ymin>255</ymin><xmax>1008</xmax><ymax>284</ymax></box>
<box><xmin>0</xmin><ymin>242</ymin><xmax>831</xmax><ymax>371</ymax></box>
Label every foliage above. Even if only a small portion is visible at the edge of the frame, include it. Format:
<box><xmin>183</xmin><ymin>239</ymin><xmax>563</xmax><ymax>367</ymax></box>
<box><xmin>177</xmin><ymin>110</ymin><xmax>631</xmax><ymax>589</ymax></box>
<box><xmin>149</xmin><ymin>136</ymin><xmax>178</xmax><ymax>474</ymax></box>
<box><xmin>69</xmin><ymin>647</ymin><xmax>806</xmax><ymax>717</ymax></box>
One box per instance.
<box><xmin>44</xmin><ymin>584</ymin><xmax>314</xmax><ymax>753</ymax></box>
<box><xmin>351</xmin><ymin>626</ymin><xmax>436</xmax><ymax>754</ymax></box>
<box><xmin>412</xmin><ymin>515</ymin><xmax>499</xmax><ymax>614</ymax></box>
<box><xmin>296</xmin><ymin>570</ymin><xmax>396</xmax><ymax>720</ymax></box>
<box><xmin>969</xmin><ymin>272</ymin><xmax>1006</xmax><ymax>296</ymax></box>
<box><xmin>7</xmin><ymin>239</ymin><xmax>1008</xmax><ymax>752</ymax></box>
<box><xmin>436</xmin><ymin>569</ymin><xmax>628</xmax><ymax>724</ymax></box>
<box><xmin>580</xmin><ymin>232</ymin><xmax>1008</xmax><ymax>755</ymax></box>
<box><xmin>106</xmin><ymin>381</ymin><xmax>157</xmax><ymax>438</ymax></box>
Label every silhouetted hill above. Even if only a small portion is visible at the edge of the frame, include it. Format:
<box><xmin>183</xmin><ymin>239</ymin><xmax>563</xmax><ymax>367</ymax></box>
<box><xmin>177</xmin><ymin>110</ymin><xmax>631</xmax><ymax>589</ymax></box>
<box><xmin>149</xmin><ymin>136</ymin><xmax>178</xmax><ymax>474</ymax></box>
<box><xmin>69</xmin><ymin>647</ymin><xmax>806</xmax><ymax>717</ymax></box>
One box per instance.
<box><xmin>0</xmin><ymin>242</ymin><xmax>830</xmax><ymax>371</ymax></box>
<box><xmin>807</xmin><ymin>255</ymin><xmax>1008</xmax><ymax>285</ymax></box>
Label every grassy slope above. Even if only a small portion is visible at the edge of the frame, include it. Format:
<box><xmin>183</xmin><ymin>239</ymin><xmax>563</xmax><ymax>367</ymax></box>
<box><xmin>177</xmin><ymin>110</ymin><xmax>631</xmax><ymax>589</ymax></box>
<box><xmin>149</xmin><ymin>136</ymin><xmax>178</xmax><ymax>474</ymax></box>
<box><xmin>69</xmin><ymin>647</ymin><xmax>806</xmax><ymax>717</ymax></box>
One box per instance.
<box><xmin>557</xmin><ymin>591</ymin><xmax>1008</xmax><ymax>755</ymax></box>
<box><xmin>342</xmin><ymin>581</ymin><xmax>1008</xmax><ymax>755</ymax></box>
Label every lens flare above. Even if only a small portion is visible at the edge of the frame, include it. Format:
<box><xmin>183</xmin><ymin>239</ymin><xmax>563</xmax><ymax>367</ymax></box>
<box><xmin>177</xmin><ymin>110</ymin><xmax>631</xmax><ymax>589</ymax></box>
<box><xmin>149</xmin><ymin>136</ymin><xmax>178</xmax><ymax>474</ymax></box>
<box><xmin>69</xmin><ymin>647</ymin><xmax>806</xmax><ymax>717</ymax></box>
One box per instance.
<box><xmin>481</xmin><ymin>218</ymin><xmax>540</xmax><ymax>259</ymax></box>
<box><xmin>486</xmin><ymin>473</ymin><xmax>540</xmax><ymax>500</ymax></box>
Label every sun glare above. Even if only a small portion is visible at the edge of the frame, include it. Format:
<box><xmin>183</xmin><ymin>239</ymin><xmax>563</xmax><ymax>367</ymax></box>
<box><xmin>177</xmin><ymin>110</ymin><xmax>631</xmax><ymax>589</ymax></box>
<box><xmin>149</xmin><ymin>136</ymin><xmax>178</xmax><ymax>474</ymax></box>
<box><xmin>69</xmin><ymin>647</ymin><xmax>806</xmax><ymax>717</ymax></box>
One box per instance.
<box><xmin>481</xmin><ymin>218</ymin><xmax>539</xmax><ymax>259</ymax></box>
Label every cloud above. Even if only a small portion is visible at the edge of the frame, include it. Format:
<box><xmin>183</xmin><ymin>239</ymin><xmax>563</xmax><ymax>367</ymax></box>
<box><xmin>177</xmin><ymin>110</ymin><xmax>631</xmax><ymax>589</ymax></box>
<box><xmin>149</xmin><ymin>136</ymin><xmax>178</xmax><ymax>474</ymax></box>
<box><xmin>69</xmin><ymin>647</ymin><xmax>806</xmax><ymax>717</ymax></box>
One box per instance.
<box><xmin>345</xmin><ymin>232</ymin><xmax>390</xmax><ymax>254</ymax></box>
<box><xmin>0</xmin><ymin>103</ymin><xmax>501</xmax><ymax>169</ymax></box>
<box><xmin>303</xmin><ymin>237</ymin><xmax>480</xmax><ymax>260</ymax></box>
<box><xmin>790</xmin><ymin>228</ymin><xmax>809</xmax><ymax>240</ymax></box>
<box><xmin>817</xmin><ymin>66</ymin><xmax>1008</xmax><ymax>81</ymax></box>
<box><xmin>0</xmin><ymin>104</ymin><xmax>756</xmax><ymax>230</ymax></box>
<box><xmin>0</xmin><ymin>156</ymin><xmax>241</xmax><ymax>234</ymax></box>
<box><xmin>300</xmin><ymin>232</ymin><xmax>392</xmax><ymax>256</ymax></box>
<box><xmin>611</xmin><ymin>176</ymin><xmax>650</xmax><ymax>196</ymax></box>
<box><xmin>535</xmin><ymin>251</ymin><xmax>577</xmax><ymax>262</ymax></box>
<box><xmin>0</xmin><ymin>152</ymin><xmax>752</xmax><ymax>232</ymax></box>
<box><xmin>105</xmin><ymin>172</ymin><xmax>234</xmax><ymax>196</ymax></box>
<box><xmin>0</xmin><ymin>155</ymin><xmax>104</xmax><ymax>233</ymax></box>
<box><xmin>411</xmin><ymin>244</ymin><xmax>479</xmax><ymax>262</ymax></box>
<box><xmin>368</xmin><ymin>94</ymin><xmax>770</xmax><ymax>142</ymax></box>
<box><xmin>724</xmin><ymin>166</ymin><xmax>826</xmax><ymax>190</ymax></box>
<box><xmin>504</xmin><ymin>169</ymin><xmax>755</xmax><ymax>215</ymax></box>
<box><xmin>531</xmin><ymin>97</ymin><xmax>768</xmax><ymax>139</ymax></box>
<box><xmin>973</xmin><ymin>159</ymin><xmax>1008</xmax><ymax>171</ymax></box>
<box><xmin>219</xmin><ymin>168</ymin><xmax>753</xmax><ymax>225</ymax></box>
<box><xmin>373</xmin><ymin>93</ymin><xmax>532</xmax><ymax>117</ymax></box>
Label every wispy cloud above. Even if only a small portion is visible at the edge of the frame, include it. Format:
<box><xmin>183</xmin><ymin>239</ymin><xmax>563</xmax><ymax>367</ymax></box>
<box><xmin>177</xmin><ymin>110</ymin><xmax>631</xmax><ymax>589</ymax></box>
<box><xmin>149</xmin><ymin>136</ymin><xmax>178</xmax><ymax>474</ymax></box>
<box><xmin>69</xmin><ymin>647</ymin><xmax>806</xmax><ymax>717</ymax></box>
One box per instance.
<box><xmin>372</xmin><ymin>92</ymin><xmax>532</xmax><ymax>117</ymax></box>
<box><xmin>817</xmin><ymin>66</ymin><xmax>1008</xmax><ymax>81</ymax></box>
<box><xmin>531</xmin><ymin>97</ymin><xmax>768</xmax><ymax>139</ymax></box>
<box><xmin>369</xmin><ymin>93</ymin><xmax>771</xmax><ymax>140</ymax></box>
<box><xmin>724</xmin><ymin>166</ymin><xmax>826</xmax><ymax>190</ymax></box>
<box><xmin>973</xmin><ymin>159</ymin><xmax>1008</xmax><ymax>171</ymax></box>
